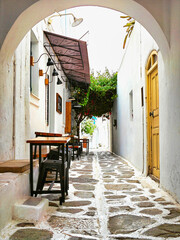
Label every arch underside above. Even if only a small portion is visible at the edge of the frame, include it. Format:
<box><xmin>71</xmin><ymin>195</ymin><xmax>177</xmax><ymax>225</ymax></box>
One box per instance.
<box><xmin>0</xmin><ymin>0</ymin><xmax>169</xmax><ymax>63</ymax></box>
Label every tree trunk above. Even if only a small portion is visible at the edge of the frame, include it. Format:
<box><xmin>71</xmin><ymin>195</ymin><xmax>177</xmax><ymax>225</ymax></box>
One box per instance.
<box><xmin>77</xmin><ymin>122</ymin><xmax>80</xmax><ymax>138</ymax></box>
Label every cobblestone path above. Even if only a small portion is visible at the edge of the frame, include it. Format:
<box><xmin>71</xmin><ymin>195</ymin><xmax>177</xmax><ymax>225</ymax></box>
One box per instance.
<box><xmin>1</xmin><ymin>151</ymin><xmax>180</xmax><ymax>239</ymax></box>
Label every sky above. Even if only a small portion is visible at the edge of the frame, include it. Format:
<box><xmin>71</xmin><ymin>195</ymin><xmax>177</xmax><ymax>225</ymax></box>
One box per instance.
<box><xmin>60</xmin><ymin>6</ymin><xmax>127</xmax><ymax>74</ymax></box>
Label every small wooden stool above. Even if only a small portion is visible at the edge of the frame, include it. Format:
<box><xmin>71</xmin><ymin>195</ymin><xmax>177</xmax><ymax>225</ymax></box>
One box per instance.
<box><xmin>36</xmin><ymin>159</ymin><xmax>67</xmax><ymax>205</ymax></box>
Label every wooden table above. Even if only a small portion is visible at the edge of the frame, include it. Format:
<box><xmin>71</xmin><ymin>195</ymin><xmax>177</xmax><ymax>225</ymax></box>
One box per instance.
<box><xmin>26</xmin><ymin>136</ymin><xmax>70</xmax><ymax>204</ymax></box>
<box><xmin>35</xmin><ymin>131</ymin><xmax>62</xmax><ymax>137</ymax></box>
<box><xmin>34</xmin><ymin>132</ymin><xmax>63</xmax><ymax>159</ymax></box>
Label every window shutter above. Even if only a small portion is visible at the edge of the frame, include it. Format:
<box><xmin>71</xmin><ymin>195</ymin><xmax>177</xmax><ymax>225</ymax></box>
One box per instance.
<box><xmin>65</xmin><ymin>102</ymin><xmax>71</xmax><ymax>133</ymax></box>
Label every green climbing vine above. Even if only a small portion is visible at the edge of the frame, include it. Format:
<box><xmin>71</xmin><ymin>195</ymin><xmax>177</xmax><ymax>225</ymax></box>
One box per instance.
<box><xmin>71</xmin><ymin>68</ymin><xmax>118</xmax><ymax>136</ymax></box>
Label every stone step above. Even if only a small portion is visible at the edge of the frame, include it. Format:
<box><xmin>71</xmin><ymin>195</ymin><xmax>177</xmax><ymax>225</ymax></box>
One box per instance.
<box><xmin>13</xmin><ymin>196</ymin><xmax>48</xmax><ymax>222</ymax></box>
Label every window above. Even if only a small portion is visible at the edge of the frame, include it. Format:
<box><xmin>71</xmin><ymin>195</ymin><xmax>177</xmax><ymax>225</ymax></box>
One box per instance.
<box><xmin>147</xmin><ymin>51</ymin><xmax>158</xmax><ymax>71</ymax></box>
<box><xmin>153</xmin><ymin>54</ymin><xmax>157</xmax><ymax>64</ymax></box>
<box><xmin>129</xmin><ymin>90</ymin><xmax>133</xmax><ymax>120</ymax></box>
<box><xmin>56</xmin><ymin>93</ymin><xmax>62</xmax><ymax>114</ymax></box>
<box><xmin>30</xmin><ymin>31</ymin><xmax>39</xmax><ymax>96</ymax></box>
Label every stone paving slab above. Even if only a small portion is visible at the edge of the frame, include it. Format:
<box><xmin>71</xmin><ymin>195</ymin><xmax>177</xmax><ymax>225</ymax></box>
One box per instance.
<box><xmin>73</xmin><ymin>183</ymin><xmax>95</xmax><ymax>191</ymax></box>
<box><xmin>112</xmin><ymin>238</ymin><xmax>148</xmax><ymax>240</ymax></box>
<box><xmin>164</xmin><ymin>207</ymin><xmax>180</xmax><ymax>219</ymax></box>
<box><xmin>9</xmin><ymin>229</ymin><xmax>53</xmax><ymax>240</ymax></box>
<box><xmin>139</xmin><ymin>208</ymin><xmax>163</xmax><ymax>215</ymax></box>
<box><xmin>56</xmin><ymin>208</ymin><xmax>83</xmax><ymax>214</ymax></box>
<box><xmin>62</xmin><ymin>200</ymin><xmax>92</xmax><ymax>207</ymax></box>
<box><xmin>48</xmin><ymin>216</ymin><xmax>96</xmax><ymax>230</ymax></box>
<box><xmin>68</xmin><ymin>238</ymin><xmax>97</xmax><ymax>240</ymax></box>
<box><xmin>143</xmin><ymin>223</ymin><xmax>180</xmax><ymax>238</ymax></box>
<box><xmin>1</xmin><ymin>151</ymin><xmax>180</xmax><ymax>240</ymax></box>
<box><xmin>108</xmin><ymin>214</ymin><xmax>155</xmax><ymax>234</ymax></box>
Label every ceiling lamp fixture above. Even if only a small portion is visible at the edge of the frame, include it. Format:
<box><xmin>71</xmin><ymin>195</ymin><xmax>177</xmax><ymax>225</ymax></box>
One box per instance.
<box><xmin>57</xmin><ymin>78</ymin><xmax>62</xmax><ymax>85</ymax></box>
<box><xmin>48</xmin><ymin>12</ymin><xmax>83</xmax><ymax>27</ymax></box>
<box><xmin>52</xmin><ymin>68</ymin><xmax>58</xmax><ymax>76</ymax></box>
<box><xmin>30</xmin><ymin>53</ymin><xmax>54</xmax><ymax>76</ymax></box>
<box><xmin>47</xmin><ymin>57</ymin><xmax>54</xmax><ymax>66</ymax></box>
<box><xmin>72</xmin><ymin>102</ymin><xmax>82</xmax><ymax>109</ymax></box>
<box><xmin>30</xmin><ymin>53</ymin><xmax>53</xmax><ymax>66</ymax></box>
<box><xmin>68</xmin><ymin>96</ymin><xmax>75</xmax><ymax>101</ymax></box>
<box><xmin>72</xmin><ymin>16</ymin><xmax>83</xmax><ymax>27</ymax></box>
<box><xmin>45</xmin><ymin>73</ymin><xmax>62</xmax><ymax>86</ymax></box>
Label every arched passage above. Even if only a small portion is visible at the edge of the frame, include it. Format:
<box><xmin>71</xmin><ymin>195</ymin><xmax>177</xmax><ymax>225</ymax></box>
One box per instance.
<box><xmin>0</xmin><ymin>0</ymin><xmax>170</xmax><ymax>160</ymax></box>
<box><xmin>1</xmin><ymin>0</ymin><xmax>180</xmax><ymax>206</ymax></box>
<box><xmin>0</xmin><ymin>0</ymin><xmax>169</xmax><ymax>64</ymax></box>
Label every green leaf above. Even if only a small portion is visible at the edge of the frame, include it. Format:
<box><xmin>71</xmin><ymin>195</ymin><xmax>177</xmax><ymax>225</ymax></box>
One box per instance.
<box><xmin>72</xmin><ymin>68</ymin><xmax>117</xmax><ymax>122</ymax></box>
<box><xmin>121</xmin><ymin>15</ymin><xmax>135</xmax><ymax>49</ymax></box>
<box><xmin>120</xmin><ymin>15</ymin><xmax>130</xmax><ymax>18</ymax></box>
<box><xmin>123</xmin><ymin>34</ymin><xmax>128</xmax><ymax>49</ymax></box>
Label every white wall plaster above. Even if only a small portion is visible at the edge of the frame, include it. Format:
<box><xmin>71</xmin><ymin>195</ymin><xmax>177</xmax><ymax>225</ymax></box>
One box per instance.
<box><xmin>113</xmin><ymin>15</ymin><xmax>180</xmax><ymax>203</ymax></box>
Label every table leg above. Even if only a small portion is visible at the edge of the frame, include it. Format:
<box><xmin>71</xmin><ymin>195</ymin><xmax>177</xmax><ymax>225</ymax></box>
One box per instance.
<box><xmin>87</xmin><ymin>140</ymin><xmax>89</xmax><ymax>155</ymax></box>
<box><xmin>72</xmin><ymin>137</ymin><xmax>75</xmax><ymax>160</ymax></box>
<box><xmin>39</xmin><ymin>144</ymin><xmax>41</xmax><ymax>166</ymax></box>
<box><xmin>30</xmin><ymin>143</ymin><xmax>33</xmax><ymax>196</ymax></box>
<box><xmin>66</xmin><ymin>143</ymin><xmax>69</xmax><ymax>195</ymax></box>
<box><xmin>60</xmin><ymin>144</ymin><xmax>65</xmax><ymax>204</ymax></box>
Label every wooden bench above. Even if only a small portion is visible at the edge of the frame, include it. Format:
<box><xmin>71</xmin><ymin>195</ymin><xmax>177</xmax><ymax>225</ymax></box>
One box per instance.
<box><xmin>0</xmin><ymin>159</ymin><xmax>38</xmax><ymax>173</ymax></box>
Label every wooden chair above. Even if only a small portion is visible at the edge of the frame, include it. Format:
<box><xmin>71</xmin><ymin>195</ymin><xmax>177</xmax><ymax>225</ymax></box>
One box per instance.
<box><xmin>65</xmin><ymin>135</ymin><xmax>82</xmax><ymax>160</ymax></box>
<box><xmin>78</xmin><ymin>138</ymin><xmax>89</xmax><ymax>155</ymax></box>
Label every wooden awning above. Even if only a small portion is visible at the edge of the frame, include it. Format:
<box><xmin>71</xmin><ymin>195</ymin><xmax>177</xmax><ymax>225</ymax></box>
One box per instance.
<box><xmin>44</xmin><ymin>31</ymin><xmax>90</xmax><ymax>85</ymax></box>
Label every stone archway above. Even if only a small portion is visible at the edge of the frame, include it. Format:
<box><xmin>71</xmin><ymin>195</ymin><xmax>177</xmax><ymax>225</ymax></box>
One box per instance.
<box><xmin>0</xmin><ymin>0</ymin><xmax>171</xmax><ymax>164</ymax></box>
<box><xmin>0</xmin><ymin>0</ymin><xmax>169</xmax><ymax>63</ymax></box>
<box><xmin>1</xmin><ymin>0</ymin><xmax>180</xmax><ymax>206</ymax></box>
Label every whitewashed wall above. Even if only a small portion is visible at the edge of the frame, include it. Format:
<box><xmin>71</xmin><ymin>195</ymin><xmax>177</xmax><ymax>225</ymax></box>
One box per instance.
<box><xmin>10</xmin><ymin>19</ymin><xmax>69</xmax><ymax>159</ymax></box>
<box><xmin>113</xmin><ymin>23</ymin><xmax>158</xmax><ymax>172</ymax></box>
<box><xmin>160</xmin><ymin>1</ymin><xmax>180</xmax><ymax>201</ymax></box>
<box><xmin>112</xmin><ymin>17</ymin><xmax>180</xmax><ymax>203</ymax></box>
<box><xmin>13</xmin><ymin>33</ymin><xmax>31</xmax><ymax>159</ymax></box>
<box><xmin>90</xmin><ymin>117</ymin><xmax>110</xmax><ymax>150</ymax></box>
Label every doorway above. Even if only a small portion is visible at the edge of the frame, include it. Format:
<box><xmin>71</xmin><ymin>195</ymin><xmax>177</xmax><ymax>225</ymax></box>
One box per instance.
<box><xmin>146</xmin><ymin>51</ymin><xmax>160</xmax><ymax>180</ymax></box>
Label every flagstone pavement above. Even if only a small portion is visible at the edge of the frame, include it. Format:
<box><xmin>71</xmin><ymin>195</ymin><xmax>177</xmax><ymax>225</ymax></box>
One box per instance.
<box><xmin>1</xmin><ymin>151</ymin><xmax>180</xmax><ymax>240</ymax></box>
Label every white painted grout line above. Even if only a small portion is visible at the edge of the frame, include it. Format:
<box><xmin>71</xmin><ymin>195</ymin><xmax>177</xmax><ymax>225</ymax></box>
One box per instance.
<box><xmin>93</xmin><ymin>152</ymin><xmax>109</xmax><ymax>240</ymax></box>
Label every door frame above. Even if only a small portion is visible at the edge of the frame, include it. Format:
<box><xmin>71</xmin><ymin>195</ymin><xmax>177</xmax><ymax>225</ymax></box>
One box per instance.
<box><xmin>146</xmin><ymin>50</ymin><xmax>159</xmax><ymax>179</ymax></box>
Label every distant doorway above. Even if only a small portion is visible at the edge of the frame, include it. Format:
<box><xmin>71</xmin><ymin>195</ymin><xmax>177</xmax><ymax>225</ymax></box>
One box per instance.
<box><xmin>146</xmin><ymin>51</ymin><xmax>160</xmax><ymax>180</ymax></box>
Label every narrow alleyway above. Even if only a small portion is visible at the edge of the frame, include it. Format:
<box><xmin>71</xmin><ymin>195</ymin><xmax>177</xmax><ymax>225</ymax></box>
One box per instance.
<box><xmin>1</xmin><ymin>151</ymin><xmax>180</xmax><ymax>240</ymax></box>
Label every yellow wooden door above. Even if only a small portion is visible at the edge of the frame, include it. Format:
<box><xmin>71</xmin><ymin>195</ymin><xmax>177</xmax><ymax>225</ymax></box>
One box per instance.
<box><xmin>149</xmin><ymin>67</ymin><xmax>160</xmax><ymax>178</ymax></box>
